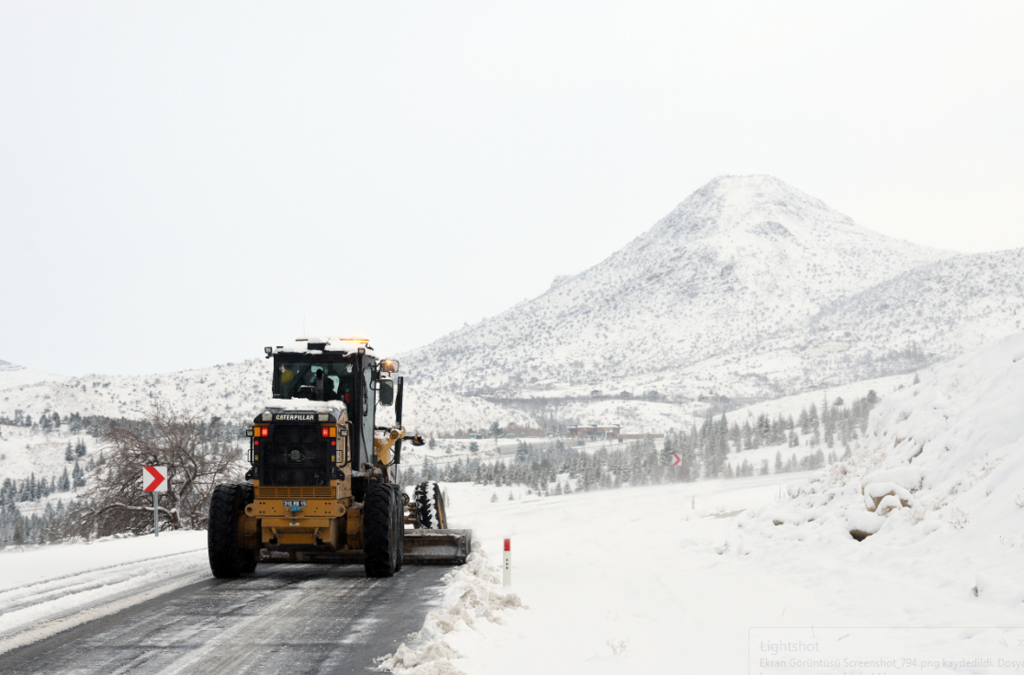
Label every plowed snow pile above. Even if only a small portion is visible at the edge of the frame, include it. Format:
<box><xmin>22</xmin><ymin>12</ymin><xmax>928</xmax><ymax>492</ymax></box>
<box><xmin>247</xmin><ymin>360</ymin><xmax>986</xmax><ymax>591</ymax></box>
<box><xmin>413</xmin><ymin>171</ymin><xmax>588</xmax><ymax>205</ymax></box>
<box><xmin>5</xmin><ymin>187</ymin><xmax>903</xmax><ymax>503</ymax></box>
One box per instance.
<box><xmin>387</xmin><ymin>333</ymin><xmax>1024</xmax><ymax>674</ymax></box>
<box><xmin>377</xmin><ymin>544</ymin><xmax>525</xmax><ymax>675</ymax></box>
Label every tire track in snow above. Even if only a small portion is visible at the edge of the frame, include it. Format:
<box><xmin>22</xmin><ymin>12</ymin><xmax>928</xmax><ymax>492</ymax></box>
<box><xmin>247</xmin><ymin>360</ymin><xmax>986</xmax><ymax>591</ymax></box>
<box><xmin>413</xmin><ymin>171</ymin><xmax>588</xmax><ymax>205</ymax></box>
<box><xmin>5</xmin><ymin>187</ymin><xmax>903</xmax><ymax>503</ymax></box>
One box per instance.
<box><xmin>0</xmin><ymin>548</ymin><xmax>209</xmax><ymax>654</ymax></box>
<box><xmin>0</xmin><ymin>548</ymin><xmax>205</xmax><ymax>615</ymax></box>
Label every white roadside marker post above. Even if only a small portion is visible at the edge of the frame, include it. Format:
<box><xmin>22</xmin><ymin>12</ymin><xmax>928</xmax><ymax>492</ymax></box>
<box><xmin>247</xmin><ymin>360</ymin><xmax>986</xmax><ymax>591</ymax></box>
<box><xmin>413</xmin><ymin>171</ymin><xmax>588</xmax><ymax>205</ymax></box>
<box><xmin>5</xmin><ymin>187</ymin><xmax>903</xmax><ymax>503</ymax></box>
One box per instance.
<box><xmin>154</xmin><ymin>491</ymin><xmax>159</xmax><ymax>537</ymax></box>
<box><xmin>503</xmin><ymin>538</ymin><xmax>511</xmax><ymax>587</ymax></box>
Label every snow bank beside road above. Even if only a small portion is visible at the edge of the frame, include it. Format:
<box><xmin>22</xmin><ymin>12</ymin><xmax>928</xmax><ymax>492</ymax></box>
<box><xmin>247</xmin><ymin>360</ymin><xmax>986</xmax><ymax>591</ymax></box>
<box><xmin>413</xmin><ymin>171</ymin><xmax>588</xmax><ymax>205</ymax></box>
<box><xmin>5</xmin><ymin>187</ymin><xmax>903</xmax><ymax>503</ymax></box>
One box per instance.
<box><xmin>377</xmin><ymin>543</ymin><xmax>525</xmax><ymax>675</ymax></box>
<box><xmin>0</xmin><ymin>531</ymin><xmax>208</xmax><ymax>654</ymax></box>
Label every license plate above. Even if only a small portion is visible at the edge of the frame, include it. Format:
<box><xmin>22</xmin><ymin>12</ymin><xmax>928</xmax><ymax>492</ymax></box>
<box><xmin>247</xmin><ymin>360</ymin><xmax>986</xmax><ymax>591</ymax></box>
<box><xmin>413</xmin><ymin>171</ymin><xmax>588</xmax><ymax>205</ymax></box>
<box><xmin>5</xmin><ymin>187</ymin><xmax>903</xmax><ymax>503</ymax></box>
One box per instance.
<box><xmin>283</xmin><ymin>500</ymin><xmax>307</xmax><ymax>509</ymax></box>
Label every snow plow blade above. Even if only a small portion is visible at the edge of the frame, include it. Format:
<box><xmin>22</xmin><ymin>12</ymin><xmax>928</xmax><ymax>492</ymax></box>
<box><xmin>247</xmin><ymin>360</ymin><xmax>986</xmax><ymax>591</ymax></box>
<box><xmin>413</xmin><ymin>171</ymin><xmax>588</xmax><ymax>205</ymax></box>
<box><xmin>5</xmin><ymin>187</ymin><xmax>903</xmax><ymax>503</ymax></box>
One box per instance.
<box><xmin>403</xmin><ymin>529</ymin><xmax>473</xmax><ymax>564</ymax></box>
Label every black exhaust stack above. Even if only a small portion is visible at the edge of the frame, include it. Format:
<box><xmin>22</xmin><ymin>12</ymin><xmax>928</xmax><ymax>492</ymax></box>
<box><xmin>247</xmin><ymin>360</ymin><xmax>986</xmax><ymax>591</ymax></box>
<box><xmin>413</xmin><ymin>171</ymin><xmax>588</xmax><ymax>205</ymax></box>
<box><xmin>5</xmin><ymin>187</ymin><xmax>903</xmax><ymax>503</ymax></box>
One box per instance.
<box><xmin>394</xmin><ymin>376</ymin><xmax>404</xmax><ymax>464</ymax></box>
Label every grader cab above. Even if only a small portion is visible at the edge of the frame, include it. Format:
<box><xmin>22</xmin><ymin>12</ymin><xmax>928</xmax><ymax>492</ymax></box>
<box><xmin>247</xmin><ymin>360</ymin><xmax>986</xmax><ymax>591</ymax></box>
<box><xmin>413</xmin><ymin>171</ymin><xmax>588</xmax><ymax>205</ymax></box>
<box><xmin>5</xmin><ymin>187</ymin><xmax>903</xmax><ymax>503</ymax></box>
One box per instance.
<box><xmin>208</xmin><ymin>337</ymin><xmax>471</xmax><ymax>579</ymax></box>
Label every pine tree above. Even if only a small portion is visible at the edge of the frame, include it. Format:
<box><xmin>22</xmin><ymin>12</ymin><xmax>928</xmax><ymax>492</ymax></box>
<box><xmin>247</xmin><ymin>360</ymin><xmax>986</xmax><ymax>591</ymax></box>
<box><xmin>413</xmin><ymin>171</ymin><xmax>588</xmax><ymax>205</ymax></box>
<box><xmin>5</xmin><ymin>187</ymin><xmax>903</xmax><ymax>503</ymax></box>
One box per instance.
<box><xmin>729</xmin><ymin>422</ymin><xmax>742</xmax><ymax>452</ymax></box>
<box><xmin>65</xmin><ymin>442</ymin><xmax>74</xmax><ymax>462</ymax></box>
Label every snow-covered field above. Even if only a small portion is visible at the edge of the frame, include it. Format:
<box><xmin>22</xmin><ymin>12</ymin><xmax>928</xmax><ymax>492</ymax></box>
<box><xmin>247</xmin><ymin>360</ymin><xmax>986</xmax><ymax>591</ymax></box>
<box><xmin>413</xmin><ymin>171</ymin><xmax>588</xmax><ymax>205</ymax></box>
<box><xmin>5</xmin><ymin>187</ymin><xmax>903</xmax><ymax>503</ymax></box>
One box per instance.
<box><xmin>381</xmin><ymin>333</ymin><xmax>1024</xmax><ymax>674</ymax></box>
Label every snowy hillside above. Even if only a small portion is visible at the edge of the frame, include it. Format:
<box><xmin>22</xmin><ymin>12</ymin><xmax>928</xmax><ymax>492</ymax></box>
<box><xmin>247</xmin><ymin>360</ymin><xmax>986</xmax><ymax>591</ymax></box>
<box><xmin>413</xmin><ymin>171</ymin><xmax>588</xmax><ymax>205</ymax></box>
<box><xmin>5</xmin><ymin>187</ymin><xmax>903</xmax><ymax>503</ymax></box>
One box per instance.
<box><xmin>809</xmin><ymin>247</ymin><xmax>1024</xmax><ymax>376</ymax></box>
<box><xmin>0</xmin><ymin>359</ymin><xmax>272</xmax><ymax>422</ymax></box>
<box><xmin>745</xmin><ymin>330</ymin><xmax>1024</xmax><ymax>600</ymax></box>
<box><xmin>0</xmin><ymin>357</ymin><xmax>535</xmax><ymax>437</ymax></box>
<box><xmin>0</xmin><ymin>361</ymin><xmax>67</xmax><ymax>392</ymax></box>
<box><xmin>401</xmin><ymin>176</ymin><xmax>1022</xmax><ymax>403</ymax></box>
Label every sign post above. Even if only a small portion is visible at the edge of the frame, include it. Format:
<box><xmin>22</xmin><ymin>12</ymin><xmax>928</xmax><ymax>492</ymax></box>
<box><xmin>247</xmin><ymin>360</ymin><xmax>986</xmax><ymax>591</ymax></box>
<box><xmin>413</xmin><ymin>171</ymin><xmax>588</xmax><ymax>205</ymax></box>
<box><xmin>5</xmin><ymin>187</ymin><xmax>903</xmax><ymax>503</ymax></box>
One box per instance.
<box><xmin>503</xmin><ymin>538</ymin><xmax>511</xmax><ymax>587</ymax></box>
<box><xmin>143</xmin><ymin>466</ymin><xmax>168</xmax><ymax>537</ymax></box>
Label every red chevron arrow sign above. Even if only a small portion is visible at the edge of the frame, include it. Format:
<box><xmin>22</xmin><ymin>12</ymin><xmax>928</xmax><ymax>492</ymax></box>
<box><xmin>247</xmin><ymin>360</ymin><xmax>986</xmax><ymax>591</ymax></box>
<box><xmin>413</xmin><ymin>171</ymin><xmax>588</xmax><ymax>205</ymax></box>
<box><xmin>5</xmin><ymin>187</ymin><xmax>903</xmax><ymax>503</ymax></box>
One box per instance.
<box><xmin>143</xmin><ymin>466</ymin><xmax>168</xmax><ymax>493</ymax></box>
<box><xmin>671</xmin><ymin>454</ymin><xmax>682</xmax><ymax>466</ymax></box>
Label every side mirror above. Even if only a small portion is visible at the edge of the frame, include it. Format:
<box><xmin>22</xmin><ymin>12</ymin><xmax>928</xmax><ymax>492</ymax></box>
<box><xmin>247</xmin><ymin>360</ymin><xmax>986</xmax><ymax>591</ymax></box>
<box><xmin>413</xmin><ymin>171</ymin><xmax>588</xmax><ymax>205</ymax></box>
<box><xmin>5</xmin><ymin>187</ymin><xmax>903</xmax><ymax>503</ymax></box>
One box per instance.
<box><xmin>380</xmin><ymin>359</ymin><xmax>400</xmax><ymax>374</ymax></box>
<box><xmin>379</xmin><ymin>377</ymin><xmax>394</xmax><ymax>406</ymax></box>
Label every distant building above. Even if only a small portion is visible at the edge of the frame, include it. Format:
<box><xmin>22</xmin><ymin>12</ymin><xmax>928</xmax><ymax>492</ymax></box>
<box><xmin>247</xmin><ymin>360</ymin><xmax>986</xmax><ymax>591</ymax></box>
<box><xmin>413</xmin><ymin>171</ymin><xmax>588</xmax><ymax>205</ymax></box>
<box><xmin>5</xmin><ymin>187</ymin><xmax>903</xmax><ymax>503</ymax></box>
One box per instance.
<box><xmin>568</xmin><ymin>424</ymin><xmax>620</xmax><ymax>440</ymax></box>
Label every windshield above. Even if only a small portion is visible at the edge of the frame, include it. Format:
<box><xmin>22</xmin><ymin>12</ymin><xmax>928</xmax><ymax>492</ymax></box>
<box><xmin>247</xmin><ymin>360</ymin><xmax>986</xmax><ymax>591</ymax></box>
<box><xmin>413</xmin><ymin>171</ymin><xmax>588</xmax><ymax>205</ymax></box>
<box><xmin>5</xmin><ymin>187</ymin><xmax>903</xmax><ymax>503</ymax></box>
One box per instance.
<box><xmin>277</xmin><ymin>361</ymin><xmax>356</xmax><ymax>403</ymax></box>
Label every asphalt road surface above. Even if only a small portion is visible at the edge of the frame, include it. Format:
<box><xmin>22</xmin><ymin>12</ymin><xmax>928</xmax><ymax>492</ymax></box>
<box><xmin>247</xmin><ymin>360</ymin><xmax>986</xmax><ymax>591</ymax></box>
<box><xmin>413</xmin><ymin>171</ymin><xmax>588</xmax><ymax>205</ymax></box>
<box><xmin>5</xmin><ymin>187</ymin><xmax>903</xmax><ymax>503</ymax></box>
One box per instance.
<box><xmin>0</xmin><ymin>563</ymin><xmax>448</xmax><ymax>675</ymax></box>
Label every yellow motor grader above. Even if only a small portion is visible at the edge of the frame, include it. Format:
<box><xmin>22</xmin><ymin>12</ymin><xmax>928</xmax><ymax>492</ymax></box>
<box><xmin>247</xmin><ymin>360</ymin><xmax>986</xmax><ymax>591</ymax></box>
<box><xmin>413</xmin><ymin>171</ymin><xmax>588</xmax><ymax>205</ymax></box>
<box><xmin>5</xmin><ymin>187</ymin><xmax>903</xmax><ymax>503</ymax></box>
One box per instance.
<box><xmin>208</xmin><ymin>337</ymin><xmax>470</xmax><ymax>578</ymax></box>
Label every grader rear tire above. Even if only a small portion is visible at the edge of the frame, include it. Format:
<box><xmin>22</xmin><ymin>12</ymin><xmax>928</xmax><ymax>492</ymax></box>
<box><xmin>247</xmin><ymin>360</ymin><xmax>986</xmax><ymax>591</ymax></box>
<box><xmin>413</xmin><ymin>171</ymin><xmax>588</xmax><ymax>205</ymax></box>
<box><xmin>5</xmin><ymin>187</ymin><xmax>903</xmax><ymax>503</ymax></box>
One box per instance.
<box><xmin>209</xmin><ymin>483</ymin><xmax>245</xmax><ymax>579</ymax></box>
<box><xmin>415</xmin><ymin>481</ymin><xmax>447</xmax><ymax>529</ymax></box>
<box><xmin>364</xmin><ymin>483</ymin><xmax>397</xmax><ymax>578</ymax></box>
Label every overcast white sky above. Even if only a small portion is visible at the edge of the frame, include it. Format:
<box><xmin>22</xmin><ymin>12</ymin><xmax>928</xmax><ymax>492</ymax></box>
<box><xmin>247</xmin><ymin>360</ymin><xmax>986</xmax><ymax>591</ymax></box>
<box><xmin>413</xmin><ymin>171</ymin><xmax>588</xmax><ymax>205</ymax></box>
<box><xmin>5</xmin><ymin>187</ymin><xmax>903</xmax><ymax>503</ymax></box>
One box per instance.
<box><xmin>2</xmin><ymin>2</ymin><xmax>1023</xmax><ymax>376</ymax></box>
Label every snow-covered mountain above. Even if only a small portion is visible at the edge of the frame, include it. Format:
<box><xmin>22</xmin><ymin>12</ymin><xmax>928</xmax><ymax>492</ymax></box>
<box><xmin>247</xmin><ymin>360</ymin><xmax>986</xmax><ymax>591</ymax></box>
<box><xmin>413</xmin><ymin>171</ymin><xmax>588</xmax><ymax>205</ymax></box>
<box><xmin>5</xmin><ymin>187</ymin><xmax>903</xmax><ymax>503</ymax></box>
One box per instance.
<box><xmin>3</xmin><ymin>175</ymin><xmax>1022</xmax><ymax>436</ymax></box>
<box><xmin>401</xmin><ymin>175</ymin><xmax>1022</xmax><ymax>399</ymax></box>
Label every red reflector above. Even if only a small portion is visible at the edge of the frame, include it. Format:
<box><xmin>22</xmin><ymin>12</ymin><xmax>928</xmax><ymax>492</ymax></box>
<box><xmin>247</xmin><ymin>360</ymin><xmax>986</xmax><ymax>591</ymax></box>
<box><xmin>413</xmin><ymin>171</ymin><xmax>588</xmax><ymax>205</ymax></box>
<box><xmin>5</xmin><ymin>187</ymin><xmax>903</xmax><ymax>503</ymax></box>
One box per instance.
<box><xmin>261</xmin><ymin>427</ymin><xmax>269</xmax><ymax>437</ymax></box>
<box><xmin>254</xmin><ymin>440</ymin><xmax>259</xmax><ymax>446</ymax></box>
<box><xmin>504</xmin><ymin>538</ymin><xmax>510</xmax><ymax>551</ymax></box>
<box><xmin>331</xmin><ymin>440</ymin><xmax>336</xmax><ymax>446</ymax></box>
<box><xmin>322</xmin><ymin>428</ymin><xmax>329</xmax><ymax>438</ymax></box>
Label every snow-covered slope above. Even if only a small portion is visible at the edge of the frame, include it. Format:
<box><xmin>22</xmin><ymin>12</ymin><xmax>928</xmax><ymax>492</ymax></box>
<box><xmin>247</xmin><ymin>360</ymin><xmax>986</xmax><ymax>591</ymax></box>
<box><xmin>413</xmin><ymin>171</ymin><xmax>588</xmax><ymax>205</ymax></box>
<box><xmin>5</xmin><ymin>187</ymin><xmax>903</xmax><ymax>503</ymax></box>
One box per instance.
<box><xmin>758</xmin><ymin>330</ymin><xmax>1024</xmax><ymax>543</ymax></box>
<box><xmin>0</xmin><ymin>357</ymin><xmax>536</xmax><ymax>438</ymax></box>
<box><xmin>0</xmin><ymin>361</ymin><xmax>68</xmax><ymax>392</ymax></box>
<box><xmin>809</xmin><ymin>247</ymin><xmax>1024</xmax><ymax>376</ymax></box>
<box><xmin>0</xmin><ymin>360</ymin><xmax>271</xmax><ymax>421</ymax></box>
<box><xmin>402</xmin><ymin>176</ymin><xmax>1024</xmax><ymax>400</ymax></box>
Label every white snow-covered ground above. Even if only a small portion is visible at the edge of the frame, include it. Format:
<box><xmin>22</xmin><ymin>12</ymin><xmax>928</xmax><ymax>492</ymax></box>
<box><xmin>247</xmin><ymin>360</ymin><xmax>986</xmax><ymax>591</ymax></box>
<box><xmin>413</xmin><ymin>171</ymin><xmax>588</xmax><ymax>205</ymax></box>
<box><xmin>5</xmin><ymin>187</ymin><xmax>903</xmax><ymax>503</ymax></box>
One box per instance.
<box><xmin>380</xmin><ymin>333</ymin><xmax>1024</xmax><ymax>675</ymax></box>
<box><xmin>0</xmin><ymin>531</ymin><xmax>208</xmax><ymax>655</ymax></box>
<box><xmin>3</xmin><ymin>332</ymin><xmax>1022</xmax><ymax>673</ymax></box>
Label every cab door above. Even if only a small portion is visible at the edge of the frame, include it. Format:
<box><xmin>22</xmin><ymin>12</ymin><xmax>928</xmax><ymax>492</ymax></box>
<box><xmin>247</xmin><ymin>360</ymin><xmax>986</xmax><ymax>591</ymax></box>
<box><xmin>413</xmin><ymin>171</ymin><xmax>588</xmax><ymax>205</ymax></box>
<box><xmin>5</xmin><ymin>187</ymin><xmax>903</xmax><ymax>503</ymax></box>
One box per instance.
<box><xmin>359</xmin><ymin>359</ymin><xmax>375</xmax><ymax>468</ymax></box>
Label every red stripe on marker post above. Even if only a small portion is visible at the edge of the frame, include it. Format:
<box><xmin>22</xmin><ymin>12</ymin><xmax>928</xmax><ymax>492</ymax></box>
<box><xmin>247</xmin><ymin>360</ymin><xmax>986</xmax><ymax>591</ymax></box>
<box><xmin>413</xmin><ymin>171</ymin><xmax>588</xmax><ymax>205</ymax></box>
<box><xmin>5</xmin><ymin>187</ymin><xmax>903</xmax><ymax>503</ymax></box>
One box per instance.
<box><xmin>503</xmin><ymin>538</ymin><xmax>511</xmax><ymax>586</ymax></box>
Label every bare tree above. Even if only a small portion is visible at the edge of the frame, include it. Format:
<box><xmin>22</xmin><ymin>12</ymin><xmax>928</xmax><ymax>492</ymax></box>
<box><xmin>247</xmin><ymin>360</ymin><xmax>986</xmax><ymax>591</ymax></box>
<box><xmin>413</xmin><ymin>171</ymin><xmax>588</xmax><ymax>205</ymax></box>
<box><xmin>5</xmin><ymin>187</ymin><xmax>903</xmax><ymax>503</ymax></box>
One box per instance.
<box><xmin>66</xmin><ymin>405</ymin><xmax>245</xmax><ymax>538</ymax></box>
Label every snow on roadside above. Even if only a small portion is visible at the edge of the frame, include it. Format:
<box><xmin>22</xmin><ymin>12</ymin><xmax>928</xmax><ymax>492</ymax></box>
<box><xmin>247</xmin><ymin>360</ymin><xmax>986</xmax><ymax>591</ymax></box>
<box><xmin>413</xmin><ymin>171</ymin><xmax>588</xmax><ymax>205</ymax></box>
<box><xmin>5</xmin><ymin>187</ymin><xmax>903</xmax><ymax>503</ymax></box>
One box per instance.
<box><xmin>377</xmin><ymin>542</ymin><xmax>525</xmax><ymax>675</ymax></box>
<box><xmin>387</xmin><ymin>327</ymin><xmax>1024</xmax><ymax>675</ymax></box>
<box><xmin>0</xmin><ymin>530</ymin><xmax>208</xmax><ymax>654</ymax></box>
<box><xmin>377</xmin><ymin>478</ymin><xmax>816</xmax><ymax>674</ymax></box>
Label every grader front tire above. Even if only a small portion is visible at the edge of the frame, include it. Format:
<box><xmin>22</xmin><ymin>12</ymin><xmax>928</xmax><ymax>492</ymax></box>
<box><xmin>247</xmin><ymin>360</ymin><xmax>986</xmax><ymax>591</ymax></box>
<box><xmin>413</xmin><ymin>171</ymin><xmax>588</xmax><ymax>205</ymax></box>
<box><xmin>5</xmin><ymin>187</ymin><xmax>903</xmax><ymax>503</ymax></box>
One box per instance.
<box><xmin>363</xmin><ymin>483</ymin><xmax>397</xmax><ymax>578</ymax></box>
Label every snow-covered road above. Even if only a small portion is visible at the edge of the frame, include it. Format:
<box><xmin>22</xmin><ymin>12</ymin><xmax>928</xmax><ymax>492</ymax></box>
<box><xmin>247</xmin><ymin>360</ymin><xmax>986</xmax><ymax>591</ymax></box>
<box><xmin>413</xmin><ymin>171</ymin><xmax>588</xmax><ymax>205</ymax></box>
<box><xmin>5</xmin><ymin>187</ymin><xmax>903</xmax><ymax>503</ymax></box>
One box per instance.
<box><xmin>0</xmin><ymin>557</ymin><xmax>449</xmax><ymax>675</ymax></box>
<box><xmin>0</xmin><ymin>532</ymin><xmax>210</xmax><ymax>655</ymax></box>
